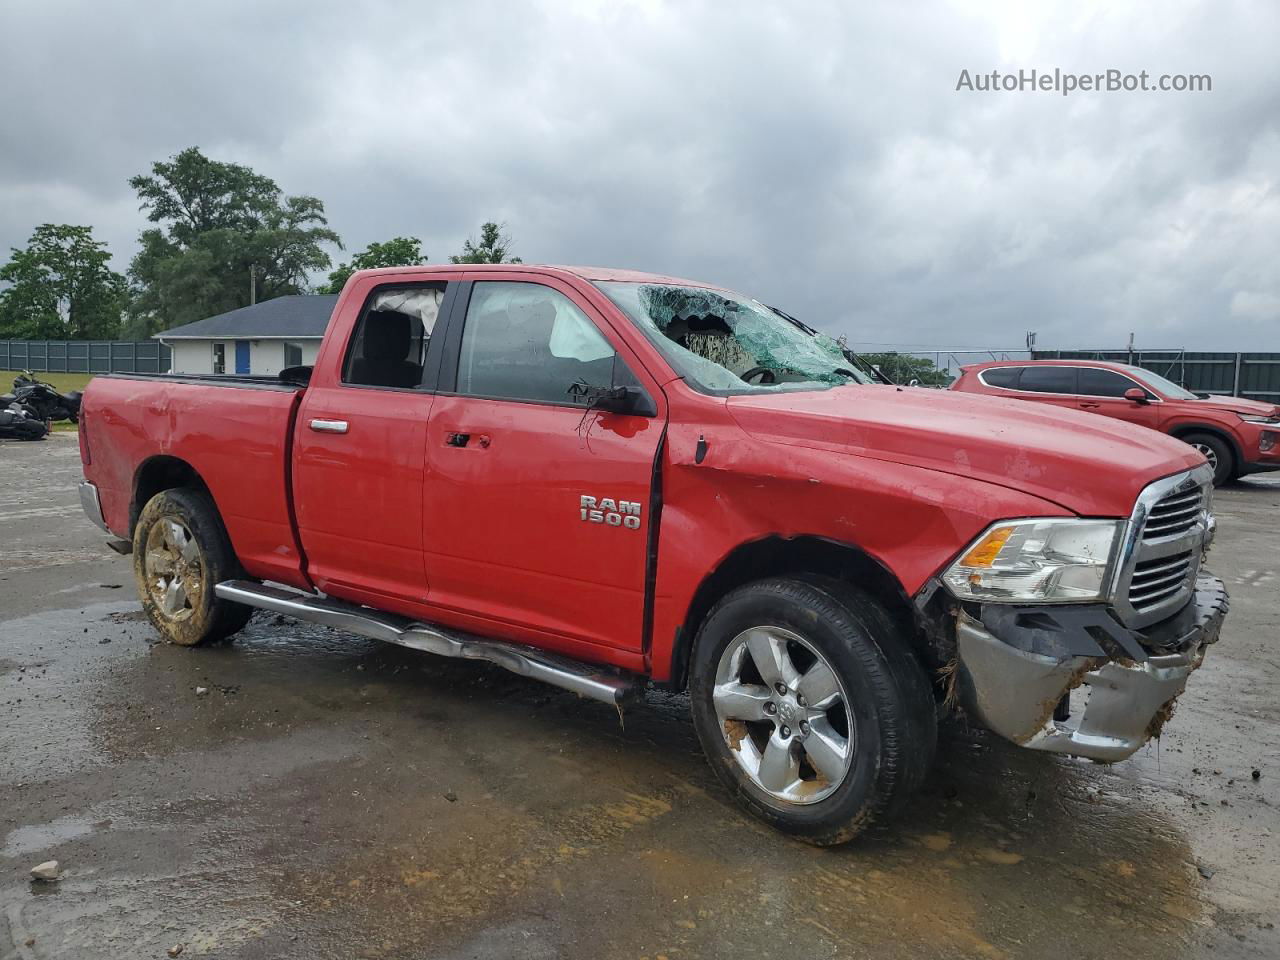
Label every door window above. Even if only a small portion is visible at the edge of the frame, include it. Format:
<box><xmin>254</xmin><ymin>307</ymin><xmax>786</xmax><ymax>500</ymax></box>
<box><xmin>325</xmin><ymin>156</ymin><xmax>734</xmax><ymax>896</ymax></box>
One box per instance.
<box><xmin>456</xmin><ymin>282</ymin><xmax>623</xmax><ymax>405</ymax></box>
<box><xmin>1079</xmin><ymin>367</ymin><xmax>1151</xmax><ymax>398</ymax></box>
<box><xmin>284</xmin><ymin>342</ymin><xmax>304</xmax><ymax>368</ymax></box>
<box><xmin>1017</xmin><ymin>366</ymin><xmax>1078</xmax><ymax>394</ymax></box>
<box><xmin>343</xmin><ymin>284</ymin><xmax>444</xmax><ymax>388</ymax></box>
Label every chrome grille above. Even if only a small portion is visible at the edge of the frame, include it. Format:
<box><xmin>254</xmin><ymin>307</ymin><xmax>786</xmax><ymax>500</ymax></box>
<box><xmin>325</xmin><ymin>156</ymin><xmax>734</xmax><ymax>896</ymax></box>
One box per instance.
<box><xmin>1142</xmin><ymin>487</ymin><xmax>1204</xmax><ymax>541</ymax></box>
<box><xmin>1111</xmin><ymin>466</ymin><xmax>1213</xmax><ymax>629</ymax></box>
<box><xmin>1128</xmin><ymin>550</ymin><xmax>1194</xmax><ymax>611</ymax></box>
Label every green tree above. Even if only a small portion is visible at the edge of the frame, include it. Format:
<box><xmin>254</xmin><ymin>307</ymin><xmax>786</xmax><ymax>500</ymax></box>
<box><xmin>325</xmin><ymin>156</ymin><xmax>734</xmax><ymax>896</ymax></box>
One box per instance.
<box><xmin>0</xmin><ymin>224</ymin><xmax>126</xmax><ymax>339</ymax></box>
<box><xmin>319</xmin><ymin>236</ymin><xmax>427</xmax><ymax>294</ymax></box>
<box><xmin>125</xmin><ymin>147</ymin><xmax>341</xmax><ymax>336</ymax></box>
<box><xmin>858</xmin><ymin>352</ymin><xmax>953</xmax><ymax>386</ymax></box>
<box><xmin>449</xmin><ymin>222</ymin><xmax>522</xmax><ymax>264</ymax></box>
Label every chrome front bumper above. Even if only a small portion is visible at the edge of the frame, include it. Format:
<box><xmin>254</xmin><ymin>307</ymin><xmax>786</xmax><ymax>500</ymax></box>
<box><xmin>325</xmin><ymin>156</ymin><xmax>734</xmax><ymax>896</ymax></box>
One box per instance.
<box><xmin>79</xmin><ymin>480</ymin><xmax>110</xmax><ymax>533</ymax></box>
<box><xmin>955</xmin><ymin>574</ymin><xmax>1228</xmax><ymax>762</ymax></box>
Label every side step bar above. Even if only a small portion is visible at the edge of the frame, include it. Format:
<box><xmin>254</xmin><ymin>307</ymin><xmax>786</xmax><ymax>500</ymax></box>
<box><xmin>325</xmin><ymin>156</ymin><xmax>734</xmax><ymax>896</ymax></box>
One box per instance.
<box><xmin>214</xmin><ymin>580</ymin><xmax>645</xmax><ymax>707</ymax></box>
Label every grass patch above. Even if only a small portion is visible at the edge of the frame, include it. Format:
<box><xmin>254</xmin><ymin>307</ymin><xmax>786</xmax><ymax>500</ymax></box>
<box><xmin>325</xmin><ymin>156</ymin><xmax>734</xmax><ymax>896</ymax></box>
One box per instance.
<box><xmin>0</xmin><ymin>370</ymin><xmax>94</xmax><ymax>393</ymax></box>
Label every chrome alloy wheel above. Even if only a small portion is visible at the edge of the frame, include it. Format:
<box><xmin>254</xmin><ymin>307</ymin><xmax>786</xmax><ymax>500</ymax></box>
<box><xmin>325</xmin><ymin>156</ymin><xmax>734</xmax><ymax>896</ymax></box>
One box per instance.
<box><xmin>712</xmin><ymin>626</ymin><xmax>854</xmax><ymax>804</ymax></box>
<box><xmin>1191</xmin><ymin>441</ymin><xmax>1219</xmax><ymax>471</ymax></box>
<box><xmin>143</xmin><ymin>517</ymin><xmax>203</xmax><ymax>621</ymax></box>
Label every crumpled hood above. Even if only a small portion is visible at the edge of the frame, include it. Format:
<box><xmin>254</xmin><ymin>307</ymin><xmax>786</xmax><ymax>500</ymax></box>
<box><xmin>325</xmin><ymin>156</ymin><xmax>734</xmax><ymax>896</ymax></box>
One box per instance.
<box><xmin>727</xmin><ymin>385</ymin><xmax>1204</xmax><ymax>517</ymax></box>
<box><xmin>1183</xmin><ymin>394</ymin><xmax>1279</xmax><ymax>418</ymax></box>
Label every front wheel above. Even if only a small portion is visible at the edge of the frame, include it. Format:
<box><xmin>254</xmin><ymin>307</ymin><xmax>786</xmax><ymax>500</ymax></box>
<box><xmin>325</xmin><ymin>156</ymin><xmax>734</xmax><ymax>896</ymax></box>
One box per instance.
<box><xmin>1182</xmin><ymin>431</ymin><xmax>1234</xmax><ymax>485</ymax></box>
<box><xmin>132</xmin><ymin>488</ymin><xmax>252</xmax><ymax>646</ymax></box>
<box><xmin>689</xmin><ymin>577</ymin><xmax>936</xmax><ymax>845</ymax></box>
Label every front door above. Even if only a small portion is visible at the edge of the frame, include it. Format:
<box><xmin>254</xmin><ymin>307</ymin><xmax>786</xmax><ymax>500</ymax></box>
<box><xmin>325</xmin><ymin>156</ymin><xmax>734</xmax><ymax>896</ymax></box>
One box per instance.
<box><xmin>1076</xmin><ymin>367</ymin><xmax>1162</xmax><ymax>429</ymax></box>
<box><xmin>423</xmin><ymin>276</ymin><xmax>665</xmax><ymax>655</ymax></box>
<box><xmin>293</xmin><ymin>281</ymin><xmax>451</xmax><ymax>612</ymax></box>
<box><xmin>234</xmin><ymin>340</ymin><xmax>251</xmax><ymax>375</ymax></box>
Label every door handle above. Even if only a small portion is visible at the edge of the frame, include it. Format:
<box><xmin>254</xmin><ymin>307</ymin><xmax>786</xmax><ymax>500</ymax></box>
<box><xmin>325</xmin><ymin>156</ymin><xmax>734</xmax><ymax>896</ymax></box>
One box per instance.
<box><xmin>1079</xmin><ymin>402</ymin><xmax>1101</xmax><ymax>409</ymax></box>
<box><xmin>445</xmin><ymin>432</ymin><xmax>470</xmax><ymax>447</ymax></box>
<box><xmin>310</xmin><ymin>419</ymin><xmax>349</xmax><ymax>434</ymax></box>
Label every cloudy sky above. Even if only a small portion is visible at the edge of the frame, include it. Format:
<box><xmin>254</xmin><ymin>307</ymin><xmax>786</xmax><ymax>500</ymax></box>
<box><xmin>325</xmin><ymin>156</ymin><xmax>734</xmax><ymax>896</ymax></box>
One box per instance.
<box><xmin>1</xmin><ymin>0</ymin><xmax>1277</xmax><ymax>352</ymax></box>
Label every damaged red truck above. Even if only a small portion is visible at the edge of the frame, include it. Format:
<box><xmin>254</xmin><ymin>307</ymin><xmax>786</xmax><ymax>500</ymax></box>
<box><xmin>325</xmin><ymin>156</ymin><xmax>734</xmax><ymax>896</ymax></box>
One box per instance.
<box><xmin>77</xmin><ymin>265</ymin><xmax>1228</xmax><ymax>844</ymax></box>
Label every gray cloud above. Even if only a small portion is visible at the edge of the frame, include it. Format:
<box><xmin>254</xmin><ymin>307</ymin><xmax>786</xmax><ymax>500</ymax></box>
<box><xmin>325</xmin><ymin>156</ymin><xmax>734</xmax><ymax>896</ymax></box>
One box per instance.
<box><xmin>1</xmin><ymin>0</ymin><xmax>1277</xmax><ymax>351</ymax></box>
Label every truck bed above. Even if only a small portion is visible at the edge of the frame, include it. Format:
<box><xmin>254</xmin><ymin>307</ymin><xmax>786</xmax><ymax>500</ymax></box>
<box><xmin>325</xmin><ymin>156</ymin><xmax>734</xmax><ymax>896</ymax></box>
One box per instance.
<box><xmin>81</xmin><ymin>373</ymin><xmax>310</xmax><ymax>589</ymax></box>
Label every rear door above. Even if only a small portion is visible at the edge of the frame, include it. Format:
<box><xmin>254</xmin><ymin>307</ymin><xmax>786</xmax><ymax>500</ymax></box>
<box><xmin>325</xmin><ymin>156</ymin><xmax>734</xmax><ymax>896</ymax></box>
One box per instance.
<box><xmin>293</xmin><ymin>279</ymin><xmax>456</xmax><ymax>611</ymax></box>
<box><xmin>1013</xmin><ymin>365</ymin><xmax>1081</xmax><ymax>413</ymax></box>
<box><xmin>422</xmin><ymin>274</ymin><xmax>665</xmax><ymax>655</ymax></box>
<box><xmin>1075</xmin><ymin>366</ymin><xmax>1161</xmax><ymax>429</ymax></box>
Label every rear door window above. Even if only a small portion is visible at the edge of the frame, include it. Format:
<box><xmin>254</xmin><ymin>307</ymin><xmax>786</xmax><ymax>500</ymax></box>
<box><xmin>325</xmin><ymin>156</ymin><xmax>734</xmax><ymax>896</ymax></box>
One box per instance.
<box><xmin>1018</xmin><ymin>366</ymin><xmax>1078</xmax><ymax>394</ymax></box>
<box><xmin>343</xmin><ymin>283</ymin><xmax>445</xmax><ymax>389</ymax></box>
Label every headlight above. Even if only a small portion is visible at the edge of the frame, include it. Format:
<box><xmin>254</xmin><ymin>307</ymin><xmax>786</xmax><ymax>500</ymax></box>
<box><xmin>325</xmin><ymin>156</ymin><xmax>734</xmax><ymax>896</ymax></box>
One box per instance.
<box><xmin>943</xmin><ymin>518</ymin><xmax>1123</xmax><ymax>603</ymax></box>
<box><xmin>1239</xmin><ymin>413</ymin><xmax>1280</xmax><ymax>425</ymax></box>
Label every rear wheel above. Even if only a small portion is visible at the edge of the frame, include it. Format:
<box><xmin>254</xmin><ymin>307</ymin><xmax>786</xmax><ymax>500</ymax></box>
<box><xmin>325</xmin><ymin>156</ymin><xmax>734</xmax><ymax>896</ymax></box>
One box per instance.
<box><xmin>132</xmin><ymin>488</ymin><xmax>252</xmax><ymax>646</ymax></box>
<box><xmin>689</xmin><ymin>577</ymin><xmax>936</xmax><ymax>845</ymax></box>
<box><xmin>1182</xmin><ymin>431</ymin><xmax>1233</xmax><ymax>485</ymax></box>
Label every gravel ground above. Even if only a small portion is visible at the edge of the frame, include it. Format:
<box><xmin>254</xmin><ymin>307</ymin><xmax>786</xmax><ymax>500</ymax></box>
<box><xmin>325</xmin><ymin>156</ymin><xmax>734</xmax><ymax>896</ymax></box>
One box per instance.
<box><xmin>1</xmin><ymin>434</ymin><xmax>1277</xmax><ymax>959</ymax></box>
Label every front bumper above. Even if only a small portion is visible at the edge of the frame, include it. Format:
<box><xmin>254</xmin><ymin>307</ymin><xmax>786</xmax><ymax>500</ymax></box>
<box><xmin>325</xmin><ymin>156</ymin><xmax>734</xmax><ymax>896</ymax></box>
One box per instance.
<box><xmin>953</xmin><ymin>574</ymin><xmax>1228</xmax><ymax>762</ymax></box>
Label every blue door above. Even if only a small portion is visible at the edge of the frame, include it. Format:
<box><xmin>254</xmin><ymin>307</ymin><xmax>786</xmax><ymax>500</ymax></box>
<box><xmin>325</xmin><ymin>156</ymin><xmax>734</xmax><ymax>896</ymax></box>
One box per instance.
<box><xmin>234</xmin><ymin>341</ymin><xmax>251</xmax><ymax>375</ymax></box>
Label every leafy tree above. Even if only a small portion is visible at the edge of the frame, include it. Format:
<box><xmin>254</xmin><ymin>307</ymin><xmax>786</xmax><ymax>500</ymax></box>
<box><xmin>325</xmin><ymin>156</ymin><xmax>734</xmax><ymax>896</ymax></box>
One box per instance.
<box><xmin>0</xmin><ymin>224</ymin><xmax>126</xmax><ymax>339</ymax></box>
<box><xmin>319</xmin><ymin>236</ymin><xmax>427</xmax><ymax>294</ymax></box>
<box><xmin>449</xmin><ymin>222</ymin><xmax>522</xmax><ymax>264</ymax></box>
<box><xmin>125</xmin><ymin>147</ymin><xmax>340</xmax><ymax>336</ymax></box>
<box><xmin>858</xmin><ymin>352</ymin><xmax>953</xmax><ymax>386</ymax></box>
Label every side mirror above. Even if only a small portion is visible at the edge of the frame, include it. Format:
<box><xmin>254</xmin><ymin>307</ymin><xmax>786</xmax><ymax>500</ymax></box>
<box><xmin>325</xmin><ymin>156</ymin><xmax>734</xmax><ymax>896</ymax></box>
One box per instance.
<box><xmin>1124</xmin><ymin>387</ymin><xmax>1148</xmax><ymax>403</ymax></box>
<box><xmin>570</xmin><ymin>382</ymin><xmax>656</xmax><ymax>417</ymax></box>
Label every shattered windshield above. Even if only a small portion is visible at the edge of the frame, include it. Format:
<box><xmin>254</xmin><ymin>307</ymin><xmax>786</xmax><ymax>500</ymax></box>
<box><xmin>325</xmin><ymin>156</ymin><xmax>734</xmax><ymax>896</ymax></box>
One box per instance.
<box><xmin>595</xmin><ymin>281</ymin><xmax>870</xmax><ymax>394</ymax></box>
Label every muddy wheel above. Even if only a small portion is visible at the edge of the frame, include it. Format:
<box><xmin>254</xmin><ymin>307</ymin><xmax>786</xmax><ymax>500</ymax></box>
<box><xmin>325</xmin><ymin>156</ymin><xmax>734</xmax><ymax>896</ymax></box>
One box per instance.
<box><xmin>1182</xmin><ymin>432</ymin><xmax>1233</xmax><ymax>486</ymax></box>
<box><xmin>132</xmin><ymin>488</ymin><xmax>252</xmax><ymax>646</ymax></box>
<box><xmin>689</xmin><ymin>577</ymin><xmax>936</xmax><ymax>846</ymax></box>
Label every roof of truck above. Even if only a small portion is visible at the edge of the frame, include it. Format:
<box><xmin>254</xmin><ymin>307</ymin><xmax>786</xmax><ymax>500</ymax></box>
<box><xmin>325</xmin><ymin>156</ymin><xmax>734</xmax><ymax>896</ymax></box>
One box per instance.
<box><xmin>353</xmin><ymin>263</ymin><xmax>722</xmax><ymax>288</ymax></box>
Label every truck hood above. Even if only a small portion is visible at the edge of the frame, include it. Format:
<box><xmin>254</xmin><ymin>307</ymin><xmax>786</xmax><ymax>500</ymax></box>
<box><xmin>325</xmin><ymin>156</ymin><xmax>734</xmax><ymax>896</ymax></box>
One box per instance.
<box><xmin>1183</xmin><ymin>394</ymin><xmax>1279</xmax><ymax>418</ymax></box>
<box><xmin>727</xmin><ymin>385</ymin><xmax>1204</xmax><ymax>517</ymax></box>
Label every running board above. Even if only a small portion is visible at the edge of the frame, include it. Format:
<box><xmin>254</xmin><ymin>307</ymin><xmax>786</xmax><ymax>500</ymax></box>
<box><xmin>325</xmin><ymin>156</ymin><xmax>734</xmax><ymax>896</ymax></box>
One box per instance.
<box><xmin>214</xmin><ymin>580</ymin><xmax>644</xmax><ymax>707</ymax></box>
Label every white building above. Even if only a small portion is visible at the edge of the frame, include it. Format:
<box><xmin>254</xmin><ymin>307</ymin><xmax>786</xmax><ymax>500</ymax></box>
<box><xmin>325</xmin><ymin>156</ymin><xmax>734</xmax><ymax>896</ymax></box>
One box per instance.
<box><xmin>155</xmin><ymin>295</ymin><xmax>338</xmax><ymax>376</ymax></box>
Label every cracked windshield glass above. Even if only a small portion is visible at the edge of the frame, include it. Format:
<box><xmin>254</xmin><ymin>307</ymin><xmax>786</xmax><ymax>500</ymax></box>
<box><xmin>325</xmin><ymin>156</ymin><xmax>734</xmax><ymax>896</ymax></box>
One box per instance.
<box><xmin>596</xmin><ymin>281</ymin><xmax>870</xmax><ymax>393</ymax></box>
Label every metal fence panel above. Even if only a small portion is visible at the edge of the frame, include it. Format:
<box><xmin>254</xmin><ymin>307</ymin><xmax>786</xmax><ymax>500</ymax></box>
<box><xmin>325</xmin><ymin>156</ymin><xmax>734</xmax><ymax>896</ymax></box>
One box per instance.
<box><xmin>1033</xmin><ymin>350</ymin><xmax>1280</xmax><ymax>402</ymax></box>
<box><xmin>0</xmin><ymin>340</ymin><xmax>171</xmax><ymax>376</ymax></box>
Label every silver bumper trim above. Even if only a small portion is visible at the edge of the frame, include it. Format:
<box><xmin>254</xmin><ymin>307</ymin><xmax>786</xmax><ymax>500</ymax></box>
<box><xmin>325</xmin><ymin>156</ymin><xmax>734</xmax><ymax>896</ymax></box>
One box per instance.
<box><xmin>955</xmin><ymin>587</ymin><xmax>1224</xmax><ymax>762</ymax></box>
<box><xmin>79</xmin><ymin>481</ymin><xmax>110</xmax><ymax>534</ymax></box>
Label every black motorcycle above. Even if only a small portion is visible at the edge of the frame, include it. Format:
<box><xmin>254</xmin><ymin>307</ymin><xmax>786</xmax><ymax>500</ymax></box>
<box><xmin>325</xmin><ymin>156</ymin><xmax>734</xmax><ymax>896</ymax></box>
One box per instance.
<box><xmin>0</xmin><ymin>400</ymin><xmax>48</xmax><ymax>440</ymax></box>
<box><xmin>0</xmin><ymin>372</ymin><xmax>82</xmax><ymax>423</ymax></box>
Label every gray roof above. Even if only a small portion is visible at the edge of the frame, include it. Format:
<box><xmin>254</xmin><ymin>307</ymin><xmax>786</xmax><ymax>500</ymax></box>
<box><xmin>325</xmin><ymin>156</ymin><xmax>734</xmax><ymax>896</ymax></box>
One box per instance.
<box><xmin>155</xmin><ymin>295</ymin><xmax>338</xmax><ymax>340</ymax></box>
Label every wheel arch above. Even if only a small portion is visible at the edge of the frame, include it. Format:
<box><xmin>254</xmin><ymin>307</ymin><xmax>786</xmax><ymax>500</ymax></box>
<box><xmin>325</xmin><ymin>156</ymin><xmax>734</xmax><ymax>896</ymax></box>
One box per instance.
<box><xmin>665</xmin><ymin>535</ymin><xmax>930</xmax><ymax>693</ymax></box>
<box><xmin>130</xmin><ymin>455</ymin><xmax>212</xmax><ymax>535</ymax></box>
<box><xmin>1166</xmin><ymin>422</ymin><xmax>1243</xmax><ymax>471</ymax></box>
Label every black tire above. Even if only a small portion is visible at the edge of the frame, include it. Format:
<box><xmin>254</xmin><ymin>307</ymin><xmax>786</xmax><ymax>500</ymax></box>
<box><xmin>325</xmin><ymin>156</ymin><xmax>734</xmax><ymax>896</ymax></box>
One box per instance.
<box><xmin>132</xmin><ymin>488</ymin><xmax>252</xmax><ymax>646</ymax></box>
<box><xmin>689</xmin><ymin>577</ymin><xmax>936</xmax><ymax>846</ymax></box>
<box><xmin>1182</xmin><ymin>431</ymin><xmax>1233</xmax><ymax>486</ymax></box>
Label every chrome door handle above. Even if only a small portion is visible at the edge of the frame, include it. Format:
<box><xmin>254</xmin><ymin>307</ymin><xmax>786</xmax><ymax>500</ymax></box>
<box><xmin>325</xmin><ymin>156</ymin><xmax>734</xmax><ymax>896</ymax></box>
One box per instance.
<box><xmin>310</xmin><ymin>419</ymin><xmax>349</xmax><ymax>434</ymax></box>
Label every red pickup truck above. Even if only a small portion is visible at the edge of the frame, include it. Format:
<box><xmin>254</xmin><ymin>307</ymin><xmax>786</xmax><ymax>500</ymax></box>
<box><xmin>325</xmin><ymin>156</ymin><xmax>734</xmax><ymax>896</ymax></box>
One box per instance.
<box><xmin>951</xmin><ymin>359</ymin><xmax>1280</xmax><ymax>486</ymax></box>
<box><xmin>78</xmin><ymin>265</ymin><xmax>1228</xmax><ymax>844</ymax></box>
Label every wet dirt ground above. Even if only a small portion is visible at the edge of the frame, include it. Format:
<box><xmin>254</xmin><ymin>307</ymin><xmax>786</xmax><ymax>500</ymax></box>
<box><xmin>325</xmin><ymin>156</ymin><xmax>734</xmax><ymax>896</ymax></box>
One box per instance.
<box><xmin>1</xmin><ymin>435</ymin><xmax>1277</xmax><ymax>959</ymax></box>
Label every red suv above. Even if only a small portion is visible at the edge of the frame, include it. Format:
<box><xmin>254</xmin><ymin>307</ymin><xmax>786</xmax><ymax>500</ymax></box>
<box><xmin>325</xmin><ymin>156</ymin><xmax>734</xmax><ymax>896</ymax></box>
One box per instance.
<box><xmin>952</xmin><ymin>359</ymin><xmax>1280</xmax><ymax>485</ymax></box>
